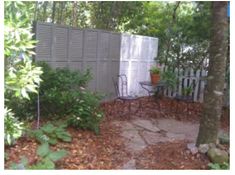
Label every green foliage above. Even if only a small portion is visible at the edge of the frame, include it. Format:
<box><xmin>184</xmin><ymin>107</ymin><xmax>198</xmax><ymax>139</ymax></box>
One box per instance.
<box><xmin>67</xmin><ymin>90</ymin><xmax>104</xmax><ymax>134</ymax></box>
<box><xmin>30</xmin><ymin>122</ymin><xmax>71</xmax><ymax>145</ymax></box>
<box><xmin>4</xmin><ymin>108</ymin><xmax>24</xmax><ymax>145</ymax></box>
<box><xmin>10</xmin><ymin>156</ymin><xmax>28</xmax><ymax>170</ymax></box>
<box><xmin>123</xmin><ymin>1</ymin><xmax>212</xmax><ymax>69</ymax></box>
<box><xmin>13</xmin><ymin>62</ymin><xmax>104</xmax><ymax>133</ymax></box>
<box><xmin>4</xmin><ymin>1</ymin><xmax>42</xmax><ymax>145</ymax></box>
<box><xmin>4</xmin><ymin>1</ymin><xmax>42</xmax><ymax>99</ymax></box>
<box><xmin>182</xmin><ymin>86</ymin><xmax>193</xmax><ymax>96</ymax></box>
<box><xmin>30</xmin><ymin>143</ymin><xmax>67</xmax><ymax>169</ymax></box>
<box><xmin>149</xmin><ymin>66</ymin><xmax>161</xmax><ymax>74</ymax></box>
<box><xmin>208</xmin><ymin>162</ymin><xmax>229</xmax><ymax>170</ymax></box>
<box><xmin>36</xmin><ymin>62</ymin><xmax>92</xmax><ymax>116</ymax></box>
<box><xmin>9</xmin><ymin>143</ymin><xmax>67</xmax><ymax>170</ymax></box>
<box><xmin>88</xmin><ymin>1</ymin><xmax>143</xmax><ymax>31</ymax></box>
<box><xmin>161</xmin><ymin>70</ymin><xmax>178</xmax><ymax>89</ymax></box>
<box><xmin>37</xmin><ymin>62</ymin><xmax>104</xmax><ymax>133</ymax></box>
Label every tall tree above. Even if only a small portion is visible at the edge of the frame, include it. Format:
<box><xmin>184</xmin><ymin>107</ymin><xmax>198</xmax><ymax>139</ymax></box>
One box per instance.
<box><xmin>42</xmin><ymin>1</ymin><xmax>48</xmax><ymax>21</ymax></box>
<box><xmin>72</xmin><ymin>1</ymin><xmax>78</xmax><ymax>27</ymax></box>
<box><xmin>196</xmin><ymin>2</ymin><xmax>228</xmax><ymax>145</ymax></box>
<box><xmin>51</xmin><ymin>1</ymin><xmax>56</xmax><ymax>23</ymax></box>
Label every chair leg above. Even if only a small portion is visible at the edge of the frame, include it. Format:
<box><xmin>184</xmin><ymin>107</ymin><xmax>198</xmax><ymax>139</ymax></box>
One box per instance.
<box><xmin>176</xmin><ymin>100</ymin><xmax>179</xmax><ymax>114</ymax></box>
<box><xmin>128</xmin><ymin>101</ymin><xmax>131</xmax><ymax>115</ymax></box>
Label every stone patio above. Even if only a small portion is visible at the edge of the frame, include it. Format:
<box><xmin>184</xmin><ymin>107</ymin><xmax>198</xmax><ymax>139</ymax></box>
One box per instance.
<box><xmin>112</xmin><ymin>118</ymin><xmax>200</xmax><ymax>169</ymax></box>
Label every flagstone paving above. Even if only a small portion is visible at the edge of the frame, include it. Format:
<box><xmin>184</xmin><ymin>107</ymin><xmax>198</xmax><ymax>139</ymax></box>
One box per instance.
<box><xmin>112</xmin><ymin>118</ymin><xmax>200</xmax><ymax>169</ymax></box>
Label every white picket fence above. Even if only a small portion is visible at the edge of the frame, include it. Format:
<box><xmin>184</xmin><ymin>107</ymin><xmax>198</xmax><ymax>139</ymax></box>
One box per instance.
<box><xmin>161</xmin><ymin>67</ymin><xmax>208</xmax><ymax>103</ymax></box>
<box><xmin>161</xmin><ymin>66</ymin><xmax>229</xmax><ymax>106</ymax></box>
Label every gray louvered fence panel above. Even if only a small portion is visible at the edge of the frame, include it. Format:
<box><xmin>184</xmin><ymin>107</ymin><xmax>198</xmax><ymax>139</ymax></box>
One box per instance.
<box><xmin>84</xmin><ymin>30</ymin><xmax>97</xmax><ymax>60</ymax></box>
<box><xmin>35</xmin><ymin>22</ymin><xmax>159</xmax><ymax>100</ymax></box>
<box><xmin>109</xmin><ymin>33</ymin><xmax>121</xmax><ymax>60</ymax></box>
<box><xmin>68</xmin><ymin>29</ymin><xmax>83</xmax><ymax>61</ymax></box>
<box><xmin>98</xmin><ymin>32</ymin><xmax>110</xmax><ymax>59</ymax></box>
<box><xmin>53</xmin><ymin>26</ymin><xmax>68</xmax><ymax>61</ymax></box>
<box><xmin>35</xmin><ymin>23</ymin><xmax>52</xmax><ymax>61</ymax></box>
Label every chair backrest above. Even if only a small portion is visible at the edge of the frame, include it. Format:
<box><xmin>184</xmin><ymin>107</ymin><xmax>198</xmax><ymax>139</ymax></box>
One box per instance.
<box><xmin>112</xmin><ymin>74</ymin><xmax>128</xmax><ymax>97</ymax></box>
<box><xmin>180</xmin><ymin>76</ymin><xmax>199</xmax><ymax>97</ymax></box>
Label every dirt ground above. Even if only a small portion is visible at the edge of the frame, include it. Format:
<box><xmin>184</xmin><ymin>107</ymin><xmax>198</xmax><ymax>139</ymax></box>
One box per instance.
<box><xmin>5</xmin><ymin>97</ymin><xmax>229</xmax><ymax>169</ymax></box>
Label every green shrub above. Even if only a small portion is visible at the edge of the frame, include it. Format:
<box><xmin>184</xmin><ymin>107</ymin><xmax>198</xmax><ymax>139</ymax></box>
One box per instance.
<box><xmin>208</xmin><ymin>162</ymin><xmax>229</xmax><ymax>170</ymax></box>
<box><xmin>30</xmin><ymin>122</ymin><xmax>71</xmax><ymax>145</ymax></box>
<box><xmin>4</xmin><ymin>108</ymin><xmax>24</xmax><ymax>145</ymax></box>
<box><xmin>67</xmin><ymin>90</ymin><xmax>104</xmax><ymax>134</ymax></box>
<box><xmin>161</xmin><ymin>69</ymin><xmax>178</xmax><ymax>89</ymax></box>
<box><xmin>10</xmin><ymin>62</ymin><xmax>104</xmax><ymax>133</ymax></box>
<box><xmin>10</xmin><ymin>143</ymin><xmax>67</xmax><ymax>170</ymax></box>
<box><xmin>4</xmin><ymin>1</ymin><xmax>43</xmax><ymax>145</ymax></box>
<box><xmin>29</xmin><ymin>143</ymin><xmax>67</xmax><ymax>169</ymax></box>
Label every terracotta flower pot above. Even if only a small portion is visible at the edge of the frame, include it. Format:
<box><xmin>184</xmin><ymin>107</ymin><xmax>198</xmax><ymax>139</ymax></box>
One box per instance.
<box><xmin>150</xmin><ymin>73</ymin><xmax>160</xmax><ymax>85</ymax></box>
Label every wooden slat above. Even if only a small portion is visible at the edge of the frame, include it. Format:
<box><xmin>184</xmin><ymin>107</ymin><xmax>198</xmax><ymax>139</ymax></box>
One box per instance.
<box><xmin>194</xmin><ymin>70</ymin><xmax>201</xmax><ymax>101</ymax></box>
<box><xmin>199</xmin><ymin>70</ymin><xmax>207</xmax><ymax>102</ymax></box>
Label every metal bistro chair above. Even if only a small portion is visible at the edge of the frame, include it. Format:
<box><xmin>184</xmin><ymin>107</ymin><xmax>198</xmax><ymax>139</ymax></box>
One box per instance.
<box><xmin>172</xmin><ymin>76</ymin><xmax>199</xmax><ymax>115</ymax></box>
<box><xmin>112</xmin><ymin>74</ymin><xmax>141</xmax><ymax>117</ymax></box>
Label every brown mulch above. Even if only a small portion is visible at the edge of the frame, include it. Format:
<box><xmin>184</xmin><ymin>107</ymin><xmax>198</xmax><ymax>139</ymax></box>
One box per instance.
<box><xmin>5</xmin><ymin>97</ymin><xmax>229</xmax><ymax>169</ymax></box>
<box><xmin>5</xmin><ymin>120</ymin><xmax>130</xmax><ymax>169</ymax></box>
<box><xmin>101</xmin><ymin>96</ymin><xmax>229</xmax><ymax>129</ymax></box>
<box><xmin>135</xmin><ymin>141</ymin><xmax>210</xmax><ymax>169</ymax></box>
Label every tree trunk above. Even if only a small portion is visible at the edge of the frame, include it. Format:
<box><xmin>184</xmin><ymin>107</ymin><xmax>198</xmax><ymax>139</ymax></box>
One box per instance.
<box><xmin>43</xmin><ymin>1</ymin><xmax>48</xmax><ymax>22</ymax></box>
<box><xmin>33</xmin><ymin>1</ymin><xmax>38</xmax><ymax>21</ymax></box>
<box><xmin>196</xmin><ymin>2</ymin><xmax>228</xmax><ymax>146</ymax></box>
<box><xmin>58</xmin><ymin>2</ymin><xmax>65</xmax><ymax>24</ymax></box>
<box><xmin>72</xmin><ymin>1</ymin><xmax>78</xmax><ymax>27</ymax></box>
<box><xmin>52</xmin><ymin>1</ymin><xmax>56</xmax><ymax>23</ymax></box>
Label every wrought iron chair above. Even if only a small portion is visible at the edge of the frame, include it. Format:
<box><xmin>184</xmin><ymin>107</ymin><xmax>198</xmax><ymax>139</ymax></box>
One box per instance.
<box><xmin>172</xmin><ymin>76</ymin><xmax>199</xmax><ymax>115</ymax></box>
<box><xmin>112</xmin><ymin>74</ymin><xmax>141</xmax><ymax>116</ymax></box>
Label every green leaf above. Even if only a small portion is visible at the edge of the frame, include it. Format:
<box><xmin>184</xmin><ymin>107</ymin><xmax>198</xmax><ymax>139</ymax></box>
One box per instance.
<box><xmin>29</xmin><ymin>158</ymin><xmax>55</xmax><ymax>170</ymax></box>
<box><xmin>37</xmin><ymin>143</ymin><xmax>50</xmax><ymax>157</ymax></box>
<box><xmin>41</xmin><ymin>123</ymin><xmax>55</xmax><ymax>134</ymax></box>
<box><xmin>48</xmin><ymin>138</ymin><xmax>57</xmax><ymax>145</ymax></box>
<box><xmin>47</xmin><ymin>149</ymin><xmax>67</xmax><ymax>162</ymax></box>
<box><xmin>56</xmin><ymin>131</ymin><xmax>72</xmax><ymax>142</ymax></box>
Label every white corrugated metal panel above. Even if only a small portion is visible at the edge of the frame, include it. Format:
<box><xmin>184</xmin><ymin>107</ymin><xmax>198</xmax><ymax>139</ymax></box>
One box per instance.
<box><xmin>120</xmin><ymin>34</ymin><xmax>130</xmax><ymax>61</ymax></box>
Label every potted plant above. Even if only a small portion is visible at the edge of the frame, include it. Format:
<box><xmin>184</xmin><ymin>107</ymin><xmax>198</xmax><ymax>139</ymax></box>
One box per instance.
<box><xmin>161</xmin><ymin>69</ymin><xmax>178</xmax><ymax>89</ymax></box>
<box><xmin>149</xmin><ymin>66</ymin><xmax>161</xmax><ymax>85</ymax></box>
<box><xmin>181</xmin><ymin>86</ymin><xmax>193</xmax><ymax>100</ymax></box>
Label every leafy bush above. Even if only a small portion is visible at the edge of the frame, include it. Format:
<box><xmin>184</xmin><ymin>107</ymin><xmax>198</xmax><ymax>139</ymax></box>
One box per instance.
<box><xmin>67</xmin><ymin>90</ymin><xmax>104</xmax><ymax>134</ymax></box>
<box><xmin>30</xmin><ymin>143</ymin><xmax>67</xmax><ymax>169</ymax></box>
<box><xmin>4</xmin><ymin>108</ymin><xmax>24</xmax><ymax>145</ymax></box>
<box><xmin>37</xmin><ymin>62</ymin><xmax>104</xmax><ymax>133</ymax></box>
<box><xmin>30</xmin><ymin>122</ymin><xmax>71</xmax><ymax>145</ymax></box>
<box><xmin>10</xmin><ymin>156</ymin><xmax>28</xmax><ymax>170</ymax></box>
<box><xmin>4</xmin><ymin>1</ymin><xmax>43</xmax><ymax>145</ymax></box>
<box><xmin>208</xmin><ymin>162</ymin><xmax>229</xmax><ymax>170</ymax></box>
<box><xmin>10</xmin><ymin>62</ymin><xmax>104</xmax><ymax>133</ymax></box>
<box><xmin>161</xmin><ymin>69</ymin><xmax>178</xmax><ymax>89</ymax></box>
<box><xmin>182</xmin><ymin>86</ymin><xmax>193</xmax><ymax>96</ymax></box>
<box><xmin>10</xmin><ymin>143</ymin><xmax>67</xmax><ymax>170</ymax></box>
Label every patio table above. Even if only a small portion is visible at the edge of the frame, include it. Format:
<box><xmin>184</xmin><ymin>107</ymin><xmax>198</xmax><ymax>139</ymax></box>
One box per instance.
<box><xmin>139</xmin><ymin>81</ymin><xmax>166</xmax><ymax>97</ymax></box>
